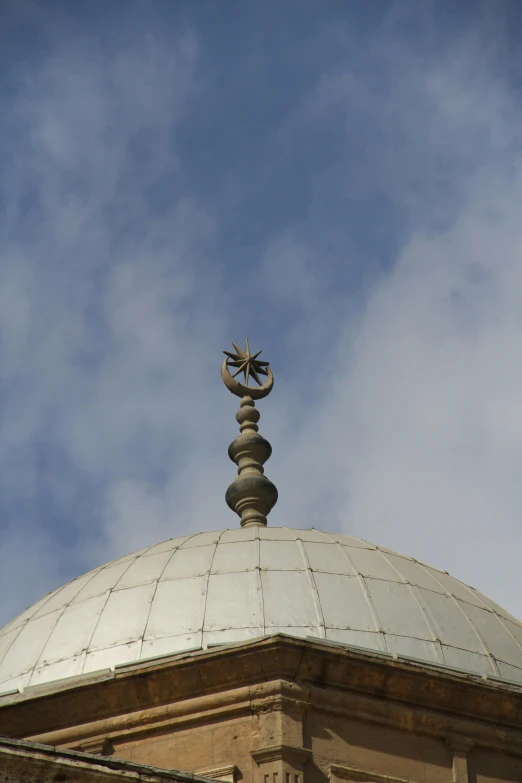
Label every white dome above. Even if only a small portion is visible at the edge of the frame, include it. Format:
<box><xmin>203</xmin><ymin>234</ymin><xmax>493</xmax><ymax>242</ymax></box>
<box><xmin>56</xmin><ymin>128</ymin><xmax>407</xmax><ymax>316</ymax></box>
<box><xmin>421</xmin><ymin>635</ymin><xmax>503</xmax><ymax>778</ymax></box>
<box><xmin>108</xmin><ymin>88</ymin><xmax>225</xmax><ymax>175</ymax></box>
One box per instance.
<box><xmin>1</xmin><ymin>526</ymin><xmax>522</xmax><ymax>694</ymax></box>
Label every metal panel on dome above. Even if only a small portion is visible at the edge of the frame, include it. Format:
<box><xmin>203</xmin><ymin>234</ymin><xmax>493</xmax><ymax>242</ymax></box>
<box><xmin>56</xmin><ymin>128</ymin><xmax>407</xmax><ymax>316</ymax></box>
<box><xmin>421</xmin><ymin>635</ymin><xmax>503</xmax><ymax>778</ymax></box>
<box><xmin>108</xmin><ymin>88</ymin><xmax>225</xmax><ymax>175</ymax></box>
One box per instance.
<box><xmin>205</xmin><ymin>571</ymin><xmax>263</xmax><ymax>630</ymax></box>
<box><xmin>313</xmin><ymin>572</ymin><xmax>376</xmax><ymax>631</ymax></box>
<box><xmin>384</xmin><ymin>634</ymin><xmax>443</xmax><ymax>663</ymax></box>
<box><xmin>260</xmin><ymin>540</ymin><xmax>305</xmax><ymax>571</ymax></box>
<box><xmin>210</xmin><ymin>541</ymin><xmax>259</xmax><ymax>573</ymax></box>
<box><xmin>474</xmin><ymin>591</ymin><xmax>520</xmax><ymax>622</ymax></box>
<box><xmin>35</xmin><ymin>594</ymin><xmax>107</xmax><ymax>666</ymax></box>
<box><xmin>268</xmin><ymin>626</ymin><xmax>323</xmax><ymax>639</ymax></box>
<box><xmin>29</xmin><ymin>654</ymin><xmax>86</xmax><ymax>687</ymax></box>
<box><xmin>179</xmin><ymin>531</ymin><xmax>223</xmax><ymax>548</ymax></box>
<box><xmin>1</xmin><ymin>591</ymin><xmax>64</xmax><ymax>634</ymax></box>
<box><xmin>382</xmin><ymin>554</ymin><xmax>447</xmax><ymax>593</ymax></box>
<box><xmin>104</xmin><ymin>547</ymin><xmax>150</xmax><ymax>565</ymax></box>
<box><xmin>497</xmin><ymin>660</ymin><xmax>522</xmax><ymax>683</ymax></box>
<box><xmin>366</xmin><ymin>580</ymin><xmax>434</xmax><ymax>640</ymax></box>
<box><xmin>461</xmin><ymin>602</ymin><xmax>522</xmax><ymax>666</ymax></box>
<box><xmin>261</xmin><ymin>570</ymin><xmax>321</xmax><ymax>627</ymax></box>
<box><xmin>204</xmin><ymin>627</ymin><xmax>263</xmax><ymax>646</ymax></box>
<box><xmin>0</xmin><ymin>629</ymin><xmax>19</xmax><ymax>666</ymax></box>
<box><xmin>343</xmin><ymin>547</ymin><xmax>402</xmax><ymax>581</ymax></box>
<box><xmin>414</xmin><ymin>588</ymin><xmax>486</xmax><ymax>653</ymax></box>
<box><xmin>114</xmin><ymin>551</ymin><xmax>174</xmax><ymax>589</ymax></box>
<box><xmin>441</xmin><ymin>645</ymin><xmax>495</xmax><ymax>675</ymax></box>
<box><xmin>145</xmin><ymin>577</ymin><xmax>206</xmax><ymax>638</ymax></box>
<box><xmin>324</xmin><ymin>533</ymin><xmax>375</xmax><ymax>549</ymax></box>
<box><xmin>144</xmin><ymin>538</ymin><xmax>188</xmax><ymax>555</ymax></box>
<box><xmin>89</xmin><ymin>584</ymin><xmax>155</xmax><ymax>650</ymax></box>
<box><xmin>502</xmin><ymin>618</ymin><xmax>522</xmax><ymax>648</ymax></box>
<box><xmin>72</xmin><ymin>561</ymin><xmax>134</xmax><ymax>603</ymax></box>
<box><xmin>84</xmin><ymin>641</ymin><xmax>141</xmax><ymax>674</ymax></box>
<box><xmin>142</xmin><ymin>633</ymin><xmax>201</xmax><ymax>659</ymax></box>
<box><xmin>295</xmin><ymin>529</ymin><xmax>334</xmax><ymax>543</ymax></box>
<box><xmin>0</xmin><ymin>671</ymin><xmax>31</xmax><ymax>694</ymax></box>
<box><xmin>303</xmin><ymin>542</ymin><xmax>355</xmax><ymax>575</ymax></box>
<box><xmin>0</xmin><ymin>610</ymin><xmax>62</xmax><ymax>682</ymax></box>
<box><xmin>423</xmin><ymin>567</ymin><xmax>488</xmax><ymax>608</ymax></box>
<box><xmin>258</xmin><ymin>527</ymin><xmax>296</xmax><ymax>540</ymax></box>
<box><xmin>32</xmin><ymin>571</ymin><xmax>102</xmax><ymax>619</ymax></box>
<box><xmin>219</xmin><ymin>527</ymin><xmax>259</xmax><ymax>543</ymax></box>
<box><xmin>162</xmin><ymin>545</ymin><xmax>216</xmax><ymax>580</ymax></box>
<box><xmin>325</xmin><ymin>628</ymin><xmax>384</xmax><ymax>650</ymax></box>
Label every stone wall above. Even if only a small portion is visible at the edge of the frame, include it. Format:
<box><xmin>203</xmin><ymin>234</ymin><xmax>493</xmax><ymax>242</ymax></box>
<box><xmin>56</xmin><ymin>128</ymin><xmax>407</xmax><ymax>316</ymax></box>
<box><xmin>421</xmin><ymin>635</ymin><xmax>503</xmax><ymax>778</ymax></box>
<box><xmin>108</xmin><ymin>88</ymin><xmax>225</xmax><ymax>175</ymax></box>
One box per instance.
<box><xmin>1</xmin><ymin>637</ymin><xmax>522</xmax><ymax>783</ymax></box>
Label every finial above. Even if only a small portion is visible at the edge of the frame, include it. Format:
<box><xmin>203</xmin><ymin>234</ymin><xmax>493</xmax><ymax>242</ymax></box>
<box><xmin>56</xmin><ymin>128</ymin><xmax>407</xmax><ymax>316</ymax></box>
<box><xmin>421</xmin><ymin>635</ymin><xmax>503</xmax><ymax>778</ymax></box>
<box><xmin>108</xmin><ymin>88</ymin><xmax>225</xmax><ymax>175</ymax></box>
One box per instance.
<box><xmin>221</xmin><ymin>339</ymin><xmax>278</xmax><ymax>527</ymax></box>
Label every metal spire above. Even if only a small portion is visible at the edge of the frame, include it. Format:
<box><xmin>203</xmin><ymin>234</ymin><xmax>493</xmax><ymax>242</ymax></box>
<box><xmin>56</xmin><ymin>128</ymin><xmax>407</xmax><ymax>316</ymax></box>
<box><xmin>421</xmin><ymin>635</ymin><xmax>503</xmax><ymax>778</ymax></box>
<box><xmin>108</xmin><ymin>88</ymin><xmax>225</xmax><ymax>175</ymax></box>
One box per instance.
<box><xmin>221</xmin><ymin>339</ymin><xmax>278</xmax><ymax>527</ymax></box>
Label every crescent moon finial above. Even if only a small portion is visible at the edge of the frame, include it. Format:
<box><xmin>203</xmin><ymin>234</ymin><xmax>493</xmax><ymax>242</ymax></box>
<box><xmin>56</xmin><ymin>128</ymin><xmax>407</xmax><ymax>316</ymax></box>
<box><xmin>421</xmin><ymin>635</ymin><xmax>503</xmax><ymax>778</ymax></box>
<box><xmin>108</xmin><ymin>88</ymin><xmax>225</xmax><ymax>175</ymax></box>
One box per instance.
<box><xmin>221</xmin><ymin>339</ymin><xmax>277</xmax><ymax>528</ymax></box>
<box><xmin>221</xmin><ymin>338</ymin><xmax>274</xmax><ymax>399</ymax></box>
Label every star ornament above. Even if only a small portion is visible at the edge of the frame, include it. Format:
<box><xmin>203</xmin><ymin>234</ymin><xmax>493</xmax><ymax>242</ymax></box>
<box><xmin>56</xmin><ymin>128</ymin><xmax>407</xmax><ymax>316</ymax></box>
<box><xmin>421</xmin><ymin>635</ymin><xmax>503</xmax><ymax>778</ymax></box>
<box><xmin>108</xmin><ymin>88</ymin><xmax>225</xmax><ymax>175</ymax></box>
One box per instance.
<box><xmin>223</xmin><ymin>338</ymin><xmax>270</xmax><ymax>387</ymax></box>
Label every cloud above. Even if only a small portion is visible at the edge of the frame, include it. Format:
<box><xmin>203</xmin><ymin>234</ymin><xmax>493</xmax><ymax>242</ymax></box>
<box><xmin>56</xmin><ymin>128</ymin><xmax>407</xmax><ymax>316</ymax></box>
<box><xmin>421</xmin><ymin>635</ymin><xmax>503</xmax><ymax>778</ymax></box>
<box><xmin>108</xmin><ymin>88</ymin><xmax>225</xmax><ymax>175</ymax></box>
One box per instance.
<box><xmin>0</xmin><ymin>10</ymin><xmax>231</xmax><ymax>623</ymax></box>
<box><xmin>268</xmin><ymin>22</ymin><xmax>522</xmax><ymax>617</ymax></box>
<box><xmin>1</xmin><ymin>1</ymin><xmax>522</xmax><ymax>631</ymax></box>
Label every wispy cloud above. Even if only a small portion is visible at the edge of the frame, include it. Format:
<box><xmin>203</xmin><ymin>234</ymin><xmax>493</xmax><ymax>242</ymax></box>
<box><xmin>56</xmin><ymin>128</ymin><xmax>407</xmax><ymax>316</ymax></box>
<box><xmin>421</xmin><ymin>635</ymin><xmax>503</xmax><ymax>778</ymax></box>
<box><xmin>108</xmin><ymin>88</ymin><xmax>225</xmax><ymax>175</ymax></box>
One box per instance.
<box><xmin>268</xmin><ymin>17</ymin><xmax>522</xmax><ymax>615</ymax></box>
<box><xmin>1</xmin><ymin>1</ymin><xmax>522</xmax><ymax>625</ymax></box>
<box><xmin>0</xmin><ymin>5</ymin><xmax>231</xmax><ymax>621</ymax></box>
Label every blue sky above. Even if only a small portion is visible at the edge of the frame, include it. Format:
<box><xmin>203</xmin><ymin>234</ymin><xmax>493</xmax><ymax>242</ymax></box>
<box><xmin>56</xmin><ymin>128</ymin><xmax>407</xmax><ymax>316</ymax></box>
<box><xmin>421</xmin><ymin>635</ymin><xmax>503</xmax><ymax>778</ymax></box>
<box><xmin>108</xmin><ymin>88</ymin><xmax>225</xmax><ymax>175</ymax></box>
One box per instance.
<box><xmin>1</xmin><ymin>0</ymin><xmax>522</xmax><ymax>625</ymax></box>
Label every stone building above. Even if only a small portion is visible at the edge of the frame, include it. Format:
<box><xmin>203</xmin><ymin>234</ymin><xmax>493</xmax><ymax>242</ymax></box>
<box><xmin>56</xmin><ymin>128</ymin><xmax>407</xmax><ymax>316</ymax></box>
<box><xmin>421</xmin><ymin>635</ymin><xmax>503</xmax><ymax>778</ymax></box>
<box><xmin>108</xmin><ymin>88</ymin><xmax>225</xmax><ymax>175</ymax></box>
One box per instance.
<box><xmin>1</xmin><ymin>342</ymin><xmax>522</xmax><ymax>782</ymax></box>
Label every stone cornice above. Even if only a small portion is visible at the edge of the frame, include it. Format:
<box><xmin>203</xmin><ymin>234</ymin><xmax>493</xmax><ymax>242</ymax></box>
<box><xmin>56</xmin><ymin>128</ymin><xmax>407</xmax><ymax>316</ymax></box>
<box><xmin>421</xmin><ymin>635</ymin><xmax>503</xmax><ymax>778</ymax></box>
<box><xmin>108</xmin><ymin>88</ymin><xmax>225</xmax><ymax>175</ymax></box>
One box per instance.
<box><xmin>194</xmin><ymin>764</ymin><xmax>240</xmax><ymax>782</ymax></box>
<box><xmin>250</xmin><ymin>679</ymin><xmax>310</xmax><ymax>716</ymax></box>
<box><xmin>1</xmin><ymin>635</ymin><xmax>521</xmax><ymax>751</ymax></box>
<box><xmin>28</xmin><ymin>687</ymin><xmax>254</xmax><ymax>748</ymax></box>
<box><xmin>251</xmin><ymin>744</ymin><xmax>312</xmax><ymax>765</ymax></box>
<box><xmin>329</xmin><ymin>763</ymin><xmax>410</xmax><ymax>783</ymax></box>
<box><xmin>308</xmin><ymin>684</ymin><xmax>521</xmax><ymax>755</ymax></box>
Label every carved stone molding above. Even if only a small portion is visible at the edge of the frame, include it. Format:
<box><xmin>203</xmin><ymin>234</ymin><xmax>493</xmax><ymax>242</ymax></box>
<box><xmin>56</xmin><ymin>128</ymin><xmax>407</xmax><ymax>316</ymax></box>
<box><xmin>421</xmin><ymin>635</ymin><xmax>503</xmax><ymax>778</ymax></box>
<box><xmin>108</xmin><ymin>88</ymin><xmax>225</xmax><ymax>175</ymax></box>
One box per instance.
<box><xmin>196</xmin><ymin>763</ymin><xmax>241</xmax><ymax>782</ymax></box>
<box><xmin>252</xmin><ymin>744</ymin><xmax>311</xmax><ymax>783</ymax></box>
<box><xmin>446</xmin><ymin>734</ymin><xmax>474</xmax><ymax>754</ymax></box>
<box><xmin>329</xmin><ymin>763</ymin><xmax>410</xmax><ymax>783</ymax></box>
<box><xmin>250</xmin><ymin>680</ymin><xmax>310</xmax><ymax>715</ymax></box>
<box><xmin>251</xmin><ymin>697</ymin><xmax>309</xmax><ymax>717</ymax></box>
<box><xmin>445</xmin><ymin>735</ymin><xmax>474</xmax><ymax>783</ymax></box>
<box><xmin>251</xmin><ymin>745</ymin><xmax>312</xmax><ymax>766</ymax></box>
<box><xmin>251</xmin><ymin>681</ymin><xmax>309</xmax><ymax>750</ymax></box>
<box><xmin>75</xmin><ymin>736</ymin><xmax>113</xmax><ymax>756</ymax></box>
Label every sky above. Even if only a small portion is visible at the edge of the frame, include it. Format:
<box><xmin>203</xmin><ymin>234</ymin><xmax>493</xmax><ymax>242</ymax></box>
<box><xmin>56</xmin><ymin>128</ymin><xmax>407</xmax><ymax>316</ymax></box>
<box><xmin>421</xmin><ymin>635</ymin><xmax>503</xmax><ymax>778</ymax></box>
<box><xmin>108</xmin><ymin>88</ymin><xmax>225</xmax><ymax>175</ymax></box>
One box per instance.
<box><xmin>1</xmin><ymin>0</ymin><xmax>522</xmax><ymax>625</ymax></box>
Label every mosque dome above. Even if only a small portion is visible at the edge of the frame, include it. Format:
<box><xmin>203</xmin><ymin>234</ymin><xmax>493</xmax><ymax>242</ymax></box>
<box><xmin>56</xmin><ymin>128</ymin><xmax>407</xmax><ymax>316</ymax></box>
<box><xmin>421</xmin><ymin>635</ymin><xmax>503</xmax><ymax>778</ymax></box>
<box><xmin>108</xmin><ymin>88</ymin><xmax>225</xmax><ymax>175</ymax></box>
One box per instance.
<box><xmin>2</xmin><ymin>341</ymin><xmax>522</xmax><ymax>697</ymax></box>
<box><xmin>1</xmin><ymin>525</ymin><xmax>522</xmax><ymax>694</ymax></box>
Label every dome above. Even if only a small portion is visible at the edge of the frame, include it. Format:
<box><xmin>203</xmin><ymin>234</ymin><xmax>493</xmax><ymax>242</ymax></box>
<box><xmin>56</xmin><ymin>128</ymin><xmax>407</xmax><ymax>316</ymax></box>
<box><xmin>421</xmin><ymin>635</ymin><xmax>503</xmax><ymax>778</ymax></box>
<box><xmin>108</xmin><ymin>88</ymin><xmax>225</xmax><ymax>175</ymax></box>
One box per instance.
<box><xmin>2</xmin><ymin>526</ymin><xmax>522</xmax><ymax>694</ymax></box>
